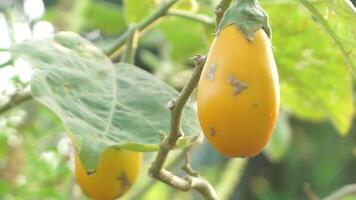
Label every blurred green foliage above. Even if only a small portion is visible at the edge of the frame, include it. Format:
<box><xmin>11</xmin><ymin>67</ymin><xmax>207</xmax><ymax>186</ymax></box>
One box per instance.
<box><xmin>0</xmin><ymin>0</ymin><xmax>355</xmax><ymax>199</ymax></box>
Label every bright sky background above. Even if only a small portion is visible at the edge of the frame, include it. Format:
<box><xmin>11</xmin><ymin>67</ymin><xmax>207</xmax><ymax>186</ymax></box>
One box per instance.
<box><xmin>0</xmin><ymin>0</ymin><xmax>53</xmax><ymax>94</ymax></box>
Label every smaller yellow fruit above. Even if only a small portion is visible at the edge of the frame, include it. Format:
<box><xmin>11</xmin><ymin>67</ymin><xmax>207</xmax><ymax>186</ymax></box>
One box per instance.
<box><xmin>75</xmin><ymin>147</ymin><xmax>142</xmax><ymax>200</ymax></box>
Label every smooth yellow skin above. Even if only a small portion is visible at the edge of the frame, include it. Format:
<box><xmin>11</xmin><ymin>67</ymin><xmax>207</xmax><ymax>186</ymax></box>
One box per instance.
<box><xmin>197</xmin><ymin>25</ymin><xmax>279</xmax><ymax>157</ymax></box>
<box><xmin>75</xmin><ymin>148</ymin><xmax>142</xmax><ymax>200</ymax></box>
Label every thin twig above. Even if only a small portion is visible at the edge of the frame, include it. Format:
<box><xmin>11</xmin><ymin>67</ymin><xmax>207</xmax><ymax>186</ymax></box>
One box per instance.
<box><xmin>182</xmin><ymin>150</ymin><xmax>199</xmax><ymax>177</ymax></box>
<box><xmin>167</xmin><ymin>9</ymin><xmax>214</xmax><ymax>26</ymax></box>
<box><xmin>149</xmin><ymin>55</ymin><xmax>219</xmax><ymax>200</ymax></box>
<box><xmin>0</xmin><ymin>90</ymin><xmax>32</xmax><ymax>115</ymax></box>
<box><xmin>323</xmin><ymin>183</ymin><xmax>356</xmax><ymax>200</ymax></box>
<box><xmin>121</xmin><ymin>25</ymin><xmax>139</xmax><ymax>64</ymax></box>
<box><xmin>106</xmin><ymin>0</ymin><xmax>179</xmax><ymax>59</ymax></box>
<box><xmin>125</xmin><ymin>135</ymin><xmax>202</xmax><ymax>200</ymax></box>
<box><xmin>298</xmin><ymin>0</ymin><xmax>356</xmax><ymax>78</ymax></box>
<box><xmin>304</xmin><ymin>183</ymin><xmax>321</xmax><ymax>200</ymax></box>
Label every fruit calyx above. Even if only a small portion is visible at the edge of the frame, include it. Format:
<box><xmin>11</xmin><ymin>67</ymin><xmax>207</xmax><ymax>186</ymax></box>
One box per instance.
<box><xmin>216</xmin><ymin>0</ymin><xmax>271</xmax><ymax>41</ymax></box>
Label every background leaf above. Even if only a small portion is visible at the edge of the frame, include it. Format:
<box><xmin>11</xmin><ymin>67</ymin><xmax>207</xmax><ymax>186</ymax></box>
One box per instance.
<box><xmin>309</xmin><ymin>0</ymin><xmax>356</xmax><ymax>75</ymax></box>
<box><xmin>264</xmin><ymin>111</ymin><xmax>292</xmax><ymax>162</ymax></box>
<box><xmin>13</xmin><ymin>32</ymin><xmax>201</xmax><ymax>171</ymax></box>
<box><xmin>159</xmin><ymin>17</ymin><xmax>209</xmax><ymax>62</ymax></box>
<box><xmin>43</xmin><ymin>0</ymin><xmax>127</xmax><ymax>35</ymax></box>
<box><xmin>123</xmin><ymin>0</ymin><xmax>156</xmax><ymax>23</ymax></box>
<box><xmin>264</xmin><ymin>2</ymin><xmax>354</xmax><ymax>135</ymax></box>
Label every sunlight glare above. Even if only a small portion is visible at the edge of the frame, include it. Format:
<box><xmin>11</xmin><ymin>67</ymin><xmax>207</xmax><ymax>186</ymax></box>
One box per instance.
<box><xmin>24</xmin><ymin>0</ymin><xmax>45</xmax><ymax>21</ymax></box>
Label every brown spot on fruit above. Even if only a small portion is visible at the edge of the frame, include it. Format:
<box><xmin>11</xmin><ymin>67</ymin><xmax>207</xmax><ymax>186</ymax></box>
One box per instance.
<box><xmin>227</xmin><ymin>74</ymin><xmax>247</xmax><ymax>96</ymax></box>
<box><xmin>117</xmin><ymin>172</ymin><xmax>131</xmax><ymax>195</ymax></box>
<box><xmin>209</xmin><ymin>127</ymin><xmax>216</xmax><ymax>136</ymax></box>
<box><xmin>86</xmin><ymin>170</ymin><xmax>96</xmax><ymax>175</ymax></box>
<box><xmin>206</xmin><ymin>64</ymin><xmax>216</xmax><ymax>80</ymax></box>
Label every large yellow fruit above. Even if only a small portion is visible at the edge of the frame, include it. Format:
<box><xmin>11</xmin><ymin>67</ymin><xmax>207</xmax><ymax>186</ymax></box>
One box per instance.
<box><xmin>75</xmin><ymin>147</ymin><xmax>142</xmax><ymax>200</ymax></box>
<box><xmin>197</xmin><ymin>25</ymin><xmax>279</xmax><ymax>157</ymax></box>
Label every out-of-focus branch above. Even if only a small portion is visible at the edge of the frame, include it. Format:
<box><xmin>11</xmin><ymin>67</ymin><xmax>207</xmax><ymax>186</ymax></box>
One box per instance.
<box><xmin>304</xmin><ymin>183</ymin><xmax>321</xmax><ymax>200</ymax></box>
<box><xmin>304</xmin><ymin>182</ymin><xmax>356</xmax><ymax>200</ymax></box>
<box><xmin>107</xmin><ymin>0</ymin><xmax>180</xmax><ymax>60</ymax></box>
<box><xmin>4</xmin><ymin>8</ymin><xmax>15</xmax><ymax>43</ymax></box>
<box><xmin>323</xmin><ymin>183</ymin><xmax>356</xmax><ymax>200</ymax></box>
<box><xmin>0</xmin><ymin>59</ymin><xmax>14</xmax><ymax>68</ymax></box>
<box><xmin>0</xmin><ymin>90</ymin><xmax>32</xmax><ymax>115</ymax></box>
<box><xmin>167</xmin><ymin>9</ymin><xmax>214</xmax><ymax>26</ymax></box>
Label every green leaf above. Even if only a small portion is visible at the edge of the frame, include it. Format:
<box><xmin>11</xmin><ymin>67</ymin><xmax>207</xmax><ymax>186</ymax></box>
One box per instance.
<box><xmin>13</xmin><ymin>32</ymin><xmax>201</xmax><ymax>171</ymax></box>
<box><xmin>301</xmin><ymin>0</ymin><xmax>356</xmax><ymax>77</ymax></box>
<box><xmin>123</xmin><ymin>0</ymin><xmax>156</xmax><ymax>23</ymax></box>
<box><xmin>264</xmin><ymin>3</ymin><xmax>354</xmax><ymax>135</ymax></box>
<box><xmin>264</xmin><ymin>112</ymin><xmax>292</xmax><ymax>163</ymax></box>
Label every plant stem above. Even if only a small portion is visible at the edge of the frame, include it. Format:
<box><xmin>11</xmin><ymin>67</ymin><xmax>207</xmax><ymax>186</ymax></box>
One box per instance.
<box><xmin>106</xmin><ymin>0</ymin><xmax>180</xmax><ymax>59</ymax></box>
<box><xmin>167</xmin><ymin>9</ymin><xmax>214</xmax><ymax>26</ymax></box>
<box><xmin>0</xmin><ymin>90</ymin><xmax>32</xmax><ymax>115</ymax></box>
<box><xmin>215</xmin><ymin>0</ymin><xmax>233</xmax><ymax>27</ymax></box>
<box><xmin>298</xmin><ymin>0</ymin><xmax>356</xmax><ymax>77</ymax></box>
<box><xmin>4</xmin><ymin>8</ymin><xmax>15</xmax><ymax>44</ymax></box>
<box><xmin>120</xmin><ymin>25</ymin><xmax>139</xmax><ymax>63</ymax></box>
<box><xmin>148</xmin><ymin>55</ymin><xmax>219</xmax><ymax>200</ymax></box>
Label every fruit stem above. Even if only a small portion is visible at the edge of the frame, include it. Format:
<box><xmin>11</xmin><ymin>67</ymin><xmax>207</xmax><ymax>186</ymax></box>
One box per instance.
<box><xmin>215</xmin><ymin>0</ymin><xmax>233</xmax><ymax>26</ymax></box>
